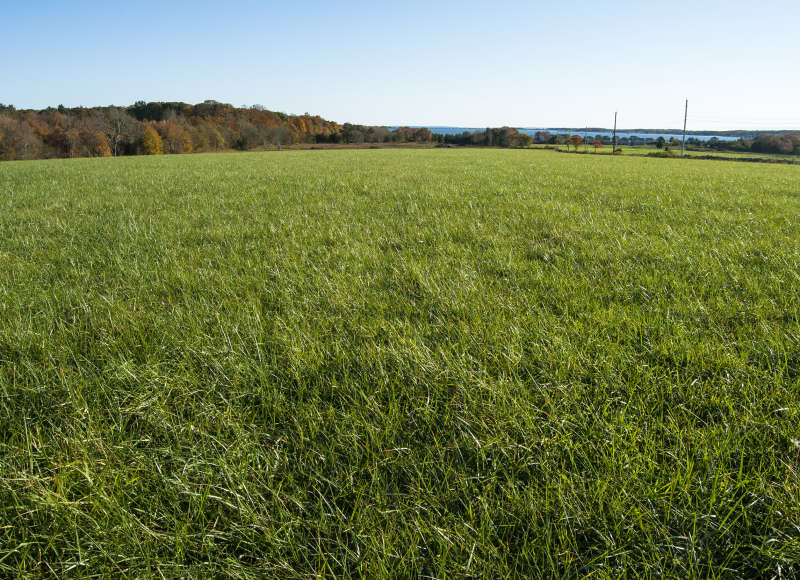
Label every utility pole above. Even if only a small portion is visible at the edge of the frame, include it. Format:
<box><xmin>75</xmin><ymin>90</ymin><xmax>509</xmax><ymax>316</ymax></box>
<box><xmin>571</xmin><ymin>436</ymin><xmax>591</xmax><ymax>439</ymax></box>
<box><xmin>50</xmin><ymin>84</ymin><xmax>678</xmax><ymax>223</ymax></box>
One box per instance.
<box><xmin>612</xmin><ymin>112</ymin><xmax>618</xmax><ymax>153</ymax></box>
<box><xmin>584</xmin><ymin>126</ymin><xmax>588</xmax><ymax>152</ymax></box>
<box><xmin>681</xmin><ymin>99</ymin><xmax>688</xmax><ymax>158</ymax></box>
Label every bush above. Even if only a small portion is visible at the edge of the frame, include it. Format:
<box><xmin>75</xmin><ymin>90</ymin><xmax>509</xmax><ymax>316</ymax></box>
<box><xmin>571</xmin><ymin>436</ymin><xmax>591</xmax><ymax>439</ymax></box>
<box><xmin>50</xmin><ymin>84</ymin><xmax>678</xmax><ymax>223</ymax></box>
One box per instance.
<box><xmin>647</xmin><ymin>150</ymin><xmax>678</xmax><ymax>158</ymax></box>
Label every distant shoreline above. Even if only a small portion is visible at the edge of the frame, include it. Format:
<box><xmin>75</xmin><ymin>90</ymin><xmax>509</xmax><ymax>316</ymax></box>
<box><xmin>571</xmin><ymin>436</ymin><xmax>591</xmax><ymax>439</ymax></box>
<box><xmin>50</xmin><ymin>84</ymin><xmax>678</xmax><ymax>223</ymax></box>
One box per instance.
<box><xmin>525</xmin><ymin>127</ymin><xmax>764</xmax><ymax>138</ymax></box>
<box><xmin>393</xmin><ymin>126</ymin><xmax>799</xmax><ymax>139</ymax></box>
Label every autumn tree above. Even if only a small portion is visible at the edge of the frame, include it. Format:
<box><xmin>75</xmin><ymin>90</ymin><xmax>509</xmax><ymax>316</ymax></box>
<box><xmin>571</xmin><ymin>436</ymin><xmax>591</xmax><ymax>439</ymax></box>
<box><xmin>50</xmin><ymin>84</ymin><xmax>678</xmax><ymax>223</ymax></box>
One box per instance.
<box><xmin>342</xmin><ymin>124</ymin><xmax>365</xmax><ymax>144</ymax></box>
<box><xmin>157</xmin><ymin>121</ymin><xmax>186</xmax><ymax>154</ymax></box>
<box><xmin>63</xmin><ymin>128</ymin><xmax>82</xmax><ymax>158</ymax></box>
<box><xmin>106</xmin><ymin>108</ymin><xmax>136</xmax><ymax>156</ymax></box>
<box><xmin>511</xmin><ymin>132</ymin><xmax>533</xmax><ymax>148</ymax></box>
<box><xmin>192</xmin><ymin>126</ymin><xmax>209</xmax><ymax>151</ymax></box>
<box><xmin>0</xmin><ymin>117</ymin><xmax>43</xmax><ymax>160</ymax></box>
<box><xmin>268</xmin><ymin>126</ymin><xmax>291</xmax><ymax>148</ymax></box>
<box><xmin>232</xmin><ymin>121</ymin><xmax>262</xmax><ymax>150</ymax></box>
<box><xmin>569</xmin><ymin>134</ymin><xmax>583</xmax><ymax>151</ymax></box>
<box><xmin>752</xmin><ymin>133</ymin><xmax>800</xmax><ymax>155</ymax></box>
<box><xmin>413</xmin><ymin>127</ymin><xmax>433</xmax><ymax>143</ymax></box>
<box><xmin>198</xmin><ymin>123</ymin><xmax>226</xmax><ymax>150</ymax></box>
<box><xmin>141</xmin><ymin>124</ymin><xmax>163</xmax><ymax>154</ymax></box>
<box><xmin>182</xmin><ymin>130</ymin><xmax>194</xmax><ymax>153</ymax></box>
<box><xmin>82</xmin><ymin>130</ymin><xmax>111</xmax><ymax>157</ymax></box>
<box><xmin>210</xmin><ymin>127</ymin><xmax>226</xmax><ymax>150</ymax></box>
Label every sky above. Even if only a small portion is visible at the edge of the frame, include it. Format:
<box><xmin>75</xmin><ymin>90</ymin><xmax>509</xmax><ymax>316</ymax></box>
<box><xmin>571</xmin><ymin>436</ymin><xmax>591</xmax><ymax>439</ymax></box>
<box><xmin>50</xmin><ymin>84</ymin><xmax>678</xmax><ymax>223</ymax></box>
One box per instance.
<box><xmin>2</xmin><ymin>0</ymin><xmax>799</xmax><ymax>130</ymax></box>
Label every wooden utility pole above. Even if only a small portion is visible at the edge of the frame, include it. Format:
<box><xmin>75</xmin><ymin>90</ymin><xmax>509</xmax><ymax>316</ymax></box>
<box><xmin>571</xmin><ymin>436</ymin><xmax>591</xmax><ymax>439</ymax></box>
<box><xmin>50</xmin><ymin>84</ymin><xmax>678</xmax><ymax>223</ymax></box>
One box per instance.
<box><xmin>681</xmin><ymin>99</ymin><xmax>688</xmax><ymax>157</ymax></box>
<box><xmin>612</xmin><ymin>112</ymin><xmax>618</xmax><ymax>153</ymax></box>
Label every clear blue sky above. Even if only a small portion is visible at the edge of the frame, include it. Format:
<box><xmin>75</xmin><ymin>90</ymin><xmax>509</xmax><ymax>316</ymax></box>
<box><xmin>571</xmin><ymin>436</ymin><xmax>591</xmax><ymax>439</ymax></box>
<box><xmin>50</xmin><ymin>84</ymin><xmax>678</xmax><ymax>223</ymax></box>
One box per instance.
<box><xmin>2</xmin><ymin>0</ymin><xmax>799</xmax><ymax>129</ymax></box>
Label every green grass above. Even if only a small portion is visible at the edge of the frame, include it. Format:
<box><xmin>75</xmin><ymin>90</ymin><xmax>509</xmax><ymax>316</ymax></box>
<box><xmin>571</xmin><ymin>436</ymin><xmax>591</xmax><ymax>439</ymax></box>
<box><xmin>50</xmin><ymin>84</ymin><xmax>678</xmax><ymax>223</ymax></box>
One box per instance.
<box><xmin>613</xmin><ymin>146</ymin><xmax>799</xmax><ymax>163</ymax></box>
<box><xmin>1</xmin><ymin>149</ymin><xmax>799</xmax><ymax>577</ymax></box>
<box><xmin>548</xmin><ymin>144</ymin><xmax>798</xmax><ymax>163</ymax></box>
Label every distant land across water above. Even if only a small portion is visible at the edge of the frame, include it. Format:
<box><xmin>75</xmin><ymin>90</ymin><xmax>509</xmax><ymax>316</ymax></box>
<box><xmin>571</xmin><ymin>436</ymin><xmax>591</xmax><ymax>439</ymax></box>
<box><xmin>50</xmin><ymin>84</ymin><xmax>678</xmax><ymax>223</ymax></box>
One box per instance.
<box><xmin>391</xmin><ymin>126</ymin><xmax>750</xmax><ymax>142</ymax></box>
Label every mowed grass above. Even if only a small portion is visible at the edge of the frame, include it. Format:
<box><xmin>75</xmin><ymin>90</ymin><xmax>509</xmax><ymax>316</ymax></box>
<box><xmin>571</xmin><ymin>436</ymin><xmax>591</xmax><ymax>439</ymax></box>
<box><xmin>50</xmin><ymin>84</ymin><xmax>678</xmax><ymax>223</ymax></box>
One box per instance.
<box><xmin>1</xmin><ymin>149</ymin><xmax>799</xmax><ymax>577</ymax></box>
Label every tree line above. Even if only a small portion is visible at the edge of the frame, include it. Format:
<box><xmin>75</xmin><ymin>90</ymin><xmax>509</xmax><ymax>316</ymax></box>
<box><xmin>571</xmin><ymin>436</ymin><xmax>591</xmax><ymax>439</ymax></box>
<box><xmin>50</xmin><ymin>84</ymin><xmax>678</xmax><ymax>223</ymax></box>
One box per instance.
<box><xmin>0</xmin><ymin>101</ymin><xmax>534</xmax><ymax>161</ymax></box>
<box><xmin>2</xmin><ymin>101</ymin><xmax>797</xmax><ymax>160</ymax></box>
<box><xmin>531</xmin><ymin>129</ymin><xmax>800</xmax><ymax>156</ymax></box>
<box><xmin>441</xmin><ymin>127</ymin><xmax>533</xmax><ymax>148</ymax></box>
<box><xmin>0</xmin><ymin>101</ymin><xmax>446</xmax><ymax>161</ymax></box>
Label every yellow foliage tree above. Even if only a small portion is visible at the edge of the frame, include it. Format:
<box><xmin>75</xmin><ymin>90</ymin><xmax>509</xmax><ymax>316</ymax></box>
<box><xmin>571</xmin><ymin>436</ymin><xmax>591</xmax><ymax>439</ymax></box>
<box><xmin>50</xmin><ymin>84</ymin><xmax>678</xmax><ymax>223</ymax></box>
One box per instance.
<box><xmin>141</xmin><ymin>125</ymin><xmax>163</xmax><ymax>155</ymax></box>
<box><xmin>212</xmin><ymin>127</ymin><xmax>225</xmax><ymax>150</ymax></box>
<box><xmin>182</xmin><ymin>130</ymin><xmax>194</xmax><ymax>153</ymax></box>
<box><xmin>84</xmin><ymin>131</ymin><xmax>111</xmax><ymax>157</ymax></box>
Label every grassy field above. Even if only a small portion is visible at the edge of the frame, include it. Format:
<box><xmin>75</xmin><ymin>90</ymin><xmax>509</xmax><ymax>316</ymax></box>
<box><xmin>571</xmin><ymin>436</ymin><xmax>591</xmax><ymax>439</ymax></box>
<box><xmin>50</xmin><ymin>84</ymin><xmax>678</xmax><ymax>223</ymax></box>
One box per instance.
<box><xmin>625</xmin><ymin>147</ymin><xmax>799</xmax><ymax>163</ymax></box>
<box><xmin>541</xmin><ymin>144</ymin><xmax>799</xmax><ymax>163</ymax></box>
<box><xmin>1</xmin><ymin>149</ymin><xmax>799</xmax><ymax>577</ymax></box>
